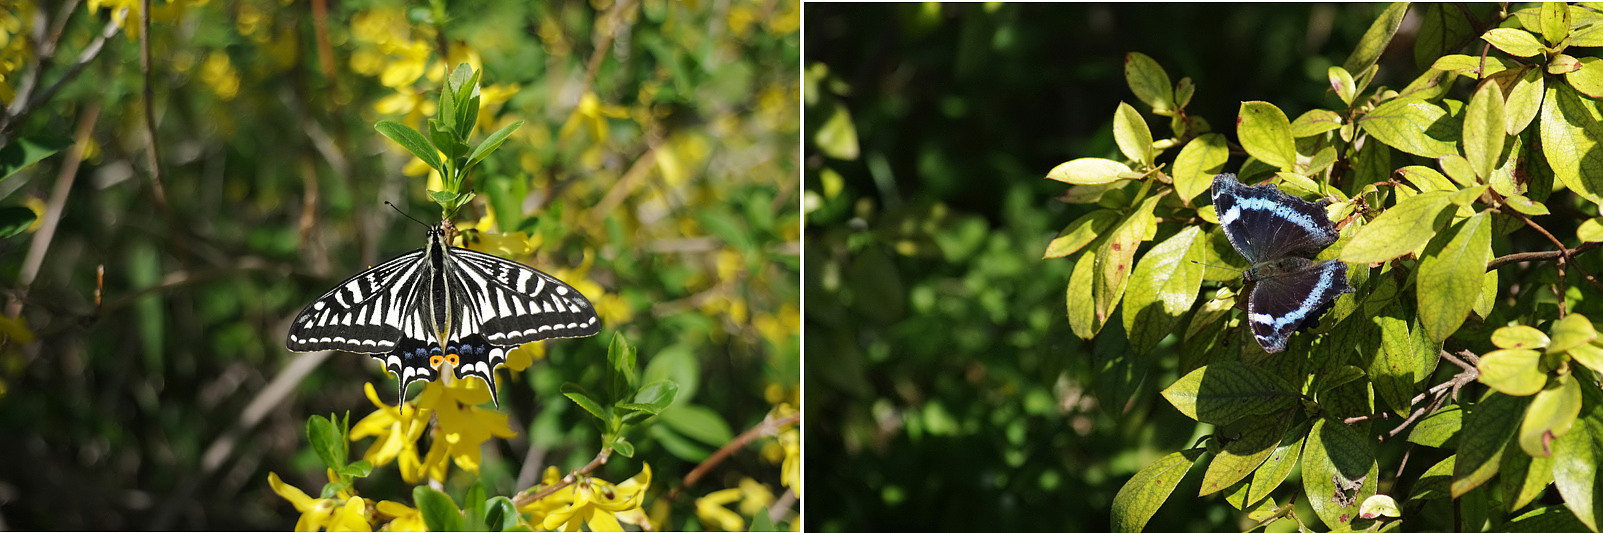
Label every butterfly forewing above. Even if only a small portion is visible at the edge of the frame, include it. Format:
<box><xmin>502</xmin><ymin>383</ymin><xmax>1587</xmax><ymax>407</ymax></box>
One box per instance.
<box><xmin>285</xmin><ymin>250</ymin><xmax>428</xmax><ymax>354</ymax></box>
<box><xmin>286</xmin><ymin>226</ymin><xmax>601</xmax><ymax>404</ymax></box>
<box><xmin>449</xmin><ymin>247</ymin><xmax>602</xmax><ymax>344</ymax></box>
<box><xmin>1212</xmin><ymin>174</ymin><xmax>1339</xmax><ymax>264</ymax></box>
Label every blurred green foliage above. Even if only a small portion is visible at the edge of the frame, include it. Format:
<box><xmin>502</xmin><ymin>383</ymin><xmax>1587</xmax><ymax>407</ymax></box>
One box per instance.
<box><xmin>0</xmin><ymin>0</ymin><xmax>798</xmax><ymax>529</ymax></box>
<box><xmin>804</xmin><ymin>4</ymin><xmax>1403</xmax><ymax>532</ymax></box>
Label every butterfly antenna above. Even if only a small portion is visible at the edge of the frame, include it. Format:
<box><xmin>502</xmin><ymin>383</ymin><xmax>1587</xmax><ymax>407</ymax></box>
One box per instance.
<box><xmin>1190</xmin><ymin>259</ymin><xmax>1244</xmax><ymax>276</ymax></box>
<box><xmin>384</xmin><ymin>201</ymin><xmax>430</xmax><ymax>228</ymax></box>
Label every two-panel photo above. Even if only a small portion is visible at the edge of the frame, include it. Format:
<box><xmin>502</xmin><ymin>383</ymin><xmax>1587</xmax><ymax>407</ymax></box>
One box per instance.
<box><xmin>2</xmin><ymin>2</ymin><xmax>1602</xmax><ymax>532</ymax></box>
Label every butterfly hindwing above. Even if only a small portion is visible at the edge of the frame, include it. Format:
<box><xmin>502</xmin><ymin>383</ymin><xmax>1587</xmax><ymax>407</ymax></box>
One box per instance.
<box><xmin>1246</xmin><ymin>259</ymin><xmax>1351</xmax><ymax>353</ymax></box>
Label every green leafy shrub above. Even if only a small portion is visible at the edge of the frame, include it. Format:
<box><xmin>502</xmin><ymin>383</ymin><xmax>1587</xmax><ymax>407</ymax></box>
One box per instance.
<box><xmin>1045</xmin><ymin>3</ymin><xmax>1603</xmax><ymax>531</ymax></box>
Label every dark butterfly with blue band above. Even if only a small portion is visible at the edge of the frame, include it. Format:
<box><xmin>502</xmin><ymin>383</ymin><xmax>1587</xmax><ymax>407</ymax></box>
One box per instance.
<box><xmin>1211</xmin><ymin>173</ymin><xmax>1354</xmax><ymax>353</ymax></box>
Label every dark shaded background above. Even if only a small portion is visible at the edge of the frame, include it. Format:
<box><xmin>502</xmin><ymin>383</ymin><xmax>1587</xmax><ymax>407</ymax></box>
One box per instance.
<box><xmin>804</xmin><ymin>4</ymin><xmax>1427</xmax><ymax>532</ymax></box>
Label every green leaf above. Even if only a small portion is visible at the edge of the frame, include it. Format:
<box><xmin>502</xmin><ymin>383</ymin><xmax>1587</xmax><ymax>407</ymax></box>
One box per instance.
<box><xmin>1540</xmin><ymin>81</ymin><xmax>1603</xmax><ymax>204</ymax></box>
<box><xmin>1124</xmin><ymin>52</ymin><xmax>1174</xmax><ymax>114</ymax></box>
<box><xmin>0</xmin><ymin>205</ymin><xmax>37</xmax><ymax>238</ymax></box>
<box><xmin>1044</xmin><ymin>209</ymin><xmax>1119</xmax><ymax>259</ymax></box>
<box><xmin>1484</xmin><ymin>28</ymin><xmax>1546</xmax><ymax>57</ymax></box>
<box><xmin>1329</xmin><ymin>66</ymin><xmax>1356</xmax><ymax>105</ymax></box>
<box><xmin>1409</xmin><ymin>456</ymin><xmax>1456</xmax><ymax>501</ymax></box>
<box><xmin>1550</xmin><ymin>54</ymin><xmax>1583</xmax><ymax>75</ymax></box>
<box><xmin>1362</xmin><ymin>96</ymin><xmax>1461</xmax><ymax>158</ymax></box>
<box><xmin>1571</xmin><ymin>342</ymin><xmax>1603</xmax><ymax>372</ymax></box>
<box><xmin>1507</xmin><ymin>67</ymin><xmax>1546</xmax><ymax>135</ymax></box>
<box><xmin>1408</xmin><ymin>404</ymin><xmax>1462</xmax><ymax>448</ymax></box>
<box><xmin>1200</xmin><ymin>411</ymin><xmax>1292</xmax><ymax>496</ymax></box>
<box><xmin>306</xmin><ymin>414</ymin><xmax>347</xmax><ymax>470</ymax></box>
<box><xmin>1464</xmin><ymin>82</ymin><xmax>1508</xmax><ymax>180</ymax></box>
<box><xmin>1361</xmin><ymin>494</ymin><xmax>1401</xmax><ymax>519</ymax></box>
<box><xmin>1415</xmin><ymin>5</ymin><xmax>1474</xmax><ymax>72</ymax></box>
<box><xmin>1111</xmin><ymin>448</ymin><xmax>1205</xmax><ymax>533</ymax></box>
<box><xmin>1430</xmin><ymin>54</ymin><xmax>1521</xmax><ymax>77</ymax></box>
<box><xmin>1175</xmin><ymin>77</ymin><xmax>1195</xmax><ymax>109</ymax></box>
<box><xmin>1453</xmin><ymin>391</ymin><xmax>1529</xmax><ymax>496</ymax></box>
<box><xmin>660</xmin><ymin>404</ymin><xmax>734</xmax><ymax>447</ymax></box>
<box><xmin>607</xmin><ymin>333</ymin><xmax>639</xmax><ymax>403</ymax></box>
<box><xmin>483</xmin><ymin>497</ymin><xmax>519</xmax><ymax>532</ymax></box>
<box><xmin>1576</xmin><ymin>6</ymin><xmax>1603</xmax><ymax>46</ymax></box>
<box><xmin>1290</xmin><ymin>109</ymin><xmax>1343</xmax><ymax>137</ymax></box>
<box><xmin>1549</xmin><ymin>314</ymin><xmax>1599</xmax><ymax>353</ymax></box>
<box><xmin>1301</xmin><ymin>418</ymin><xmax>1378</xmax><ymax>530</ymax></box>
<box><xmin>1123</xmin><ymin>226</ymin><xmax>1205</xmax><ymax>354</ymax></box>
<box><xmin>1093</xmin><ymin>195</ymin><xmax>1161</xmax><ymax>335</ymax></box>
<box><xmin>1113</xmin><ymin>102</ymin><xmax>1154</xmax><ymax>166</ymax></box>
<box><xmin>1584</xmin><ymin>218</ymin><xmax>1603</xmax><ymax>242</ymax></box>
<box><xmin>611</xmin><ymin>437</ymin><xmax>635</xmax><ymax>458</ymax></box>
<box><xmin>1438</xmin><ymin>155</ymin><xmax>1479</xmax><ymax>188</ymax></box>
<box><xmin>1552</xmin><ymin>387</ymin><xmax>1603</xmax><ymax>531</ymax></box>
<box><xmin>561</xmin><ymin>383</ymin><xmax>609</xmax><ymax>421</ymax></box>
<box><xmin>1245</xmin><ymin>420</ymin><xmax>1309</xmax><ymax>506</ymax></box>
<box><xmin>1505</xmin><ymin>194</ymin><xmax>1551</xmax><ymax>216</ymax></box>
<box><xmin>1371</xmin><ymin>303</ymin><xmax>1419</xmax><ymax>415</ymax></box>
<box><xmin>1569</xmin><ymin>57</ymin><xmax>1603</xmax><ymax>98</ymax></box>
<box><xmin>815</xmin><ymin>102</ymin><xmax>859</xmax><ymax>160</ymax></box>
<box><xmin>1503</xmin><ymin>506</ymin><xmax>1592</xmax><ymax>531</ymax></box>
<box><xmin>1398</xmin><ymin>165</ymin><xmax>1457</xmax><ymax>192</ymax></box>
<box><xmin>1479</xmin><ymin>348</ymin><xmax>1547</xmax><ymax>396</ymax></box>
<box><xmin>626</xmin><ymin>380</ymin><xmax>679</xmax><ymax>413</ymax></box>
<box><xmin>1541</xmin><ymin>1</ymin><xmax>1571</xmax><ymax>46</ymax></box>
<box><xmin>466</xmin><ymin>120</ymin><xmax>525</xmax><ymax>170</ymax></box>
<box><xmin>376</xmin><ymin>121</ymin><xmax>444</xmax><ymax>171</ymax></box>
<box><xmin>463</xmin><ymin>483</ymin><xmax>487</xmax><ymax>532</ymax></box>
<box><xmin>1066</xmin><ymin>249</ymin><xmax>1099</xmax><ymax>339</ymax></box>
<box><xmin>414</xmin><ymin>486</ymin><xmax>464</xmax><ymax>532</ymax></box>
<box><xmin>1044</xmin><ymin>158</ymin><xmax>1133</xmax><ymax>185</ymax></box>
<box><xmin>337</xmin><ymin>461</ymin><xmax>373</xmax><ymax>479</ymax></box>
<box><xmin>1519</xmin><ymin>374</ymin><xmax>1582</xmax><ymax>457</ymax></box>
<box><xmin>1343</xmin><ymin>2</ymin><xmax>1409</xmax><ymax>74</ymax></box>
<box><xmin>1237</xmin><ymin>101</ymin><xmax>1296</xmax><ymax>171</ymax></box>
<box><xmin>1160</xmin><ymin>362</ymin><xmax>1298</xmax><ymax>425</ymax></box>
<box><xmin>0</xmin><ymin>136</ymin><xmax>72</xmax><ymax>183</ymax></box>
<box><xmin>1340</xmin><ymin>191</ymin><xmax>1456</xmax><ymax>263</ymax></box>
<box><xmin>1170</xmin><ymin>134</ymin><xmax>1228</xmax><ymax>203</ymax></box>
<box><xmin>1494</xmin><ymin>325</ymin><xmax>1552</xmax><ymax>350</ymax></box>
<box><xmin>1418</xmin><ymin>211</ymin><xmax>1493</xmax><ymax>344</ymax></box>
<box><xmin>1500</xmin><ymin>446</ymin><xmax>1555</xmax><ymax>512</ymax></box>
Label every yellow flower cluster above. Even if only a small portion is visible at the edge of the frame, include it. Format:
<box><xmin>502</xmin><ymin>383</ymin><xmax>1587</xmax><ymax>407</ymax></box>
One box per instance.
<box><xmin>0</xmin><ymin>1</ymin><xmax>33</xmax><ymax>104</ymax></box>
<box><xmin>519</xmin><ymin>464</ymin><xmax>653</xmax><ymax>532</ymax></box>
<box><xmin>348</xmin><ymin>379</ymin><xmax>515</xmax><ymax>484</ymax></box>
<box><xmin>267</xmin><ymin>470</ymin><xmax>373</xmax><ymax>532</ymax></box>
<box><xmin>347</xmin><ymin>7</ymin><xmax>519</xmax><ymax>150</ymax></box>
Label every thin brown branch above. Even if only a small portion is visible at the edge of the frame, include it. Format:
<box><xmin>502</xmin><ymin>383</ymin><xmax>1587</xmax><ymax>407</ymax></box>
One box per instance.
<box><xmin>666</xmin><ymin>411</ymin><xmax>800</xmax><ymax>502</ymax></box>
<box><xmin>139</xmin><ymin>0</ymin><xmax>170</xmax><ymax>215</ymax></box>
<box><xmin>511</xmin><ymin>447</ymin><xmax>613</xmax><ymax>507</ymax></box>
<box><xmin>1486</xmin><ymin>242</ymin><xmax>1602</xmax><ymax>270</ymax></box>
<box><xmin>6</xmin><ymin>104</ymin><xmax>99</xmax><ymax>318</ymax></box>
<box><xmin>590</xmin><ymin>139</ymin><xmax>661</xmax><ymax>223</ymax></box>
<box><xmin>1342</xmin><ymin>350</ymin><xmax>1479</xmax><ymax>441</ymax></box>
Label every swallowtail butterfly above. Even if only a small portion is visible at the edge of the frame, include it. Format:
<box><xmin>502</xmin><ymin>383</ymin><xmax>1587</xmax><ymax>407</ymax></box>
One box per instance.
<box><xmin>286</xmin><ymin>226</ymin><xmax>601</xmax><ymax>405</ymax></box>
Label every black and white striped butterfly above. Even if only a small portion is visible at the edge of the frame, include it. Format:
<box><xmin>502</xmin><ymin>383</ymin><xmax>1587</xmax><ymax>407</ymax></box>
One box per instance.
<box><xmin>285</xmin><ymin>225</ymin><xmax>601</xmax><ymax>405</ymax></box>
